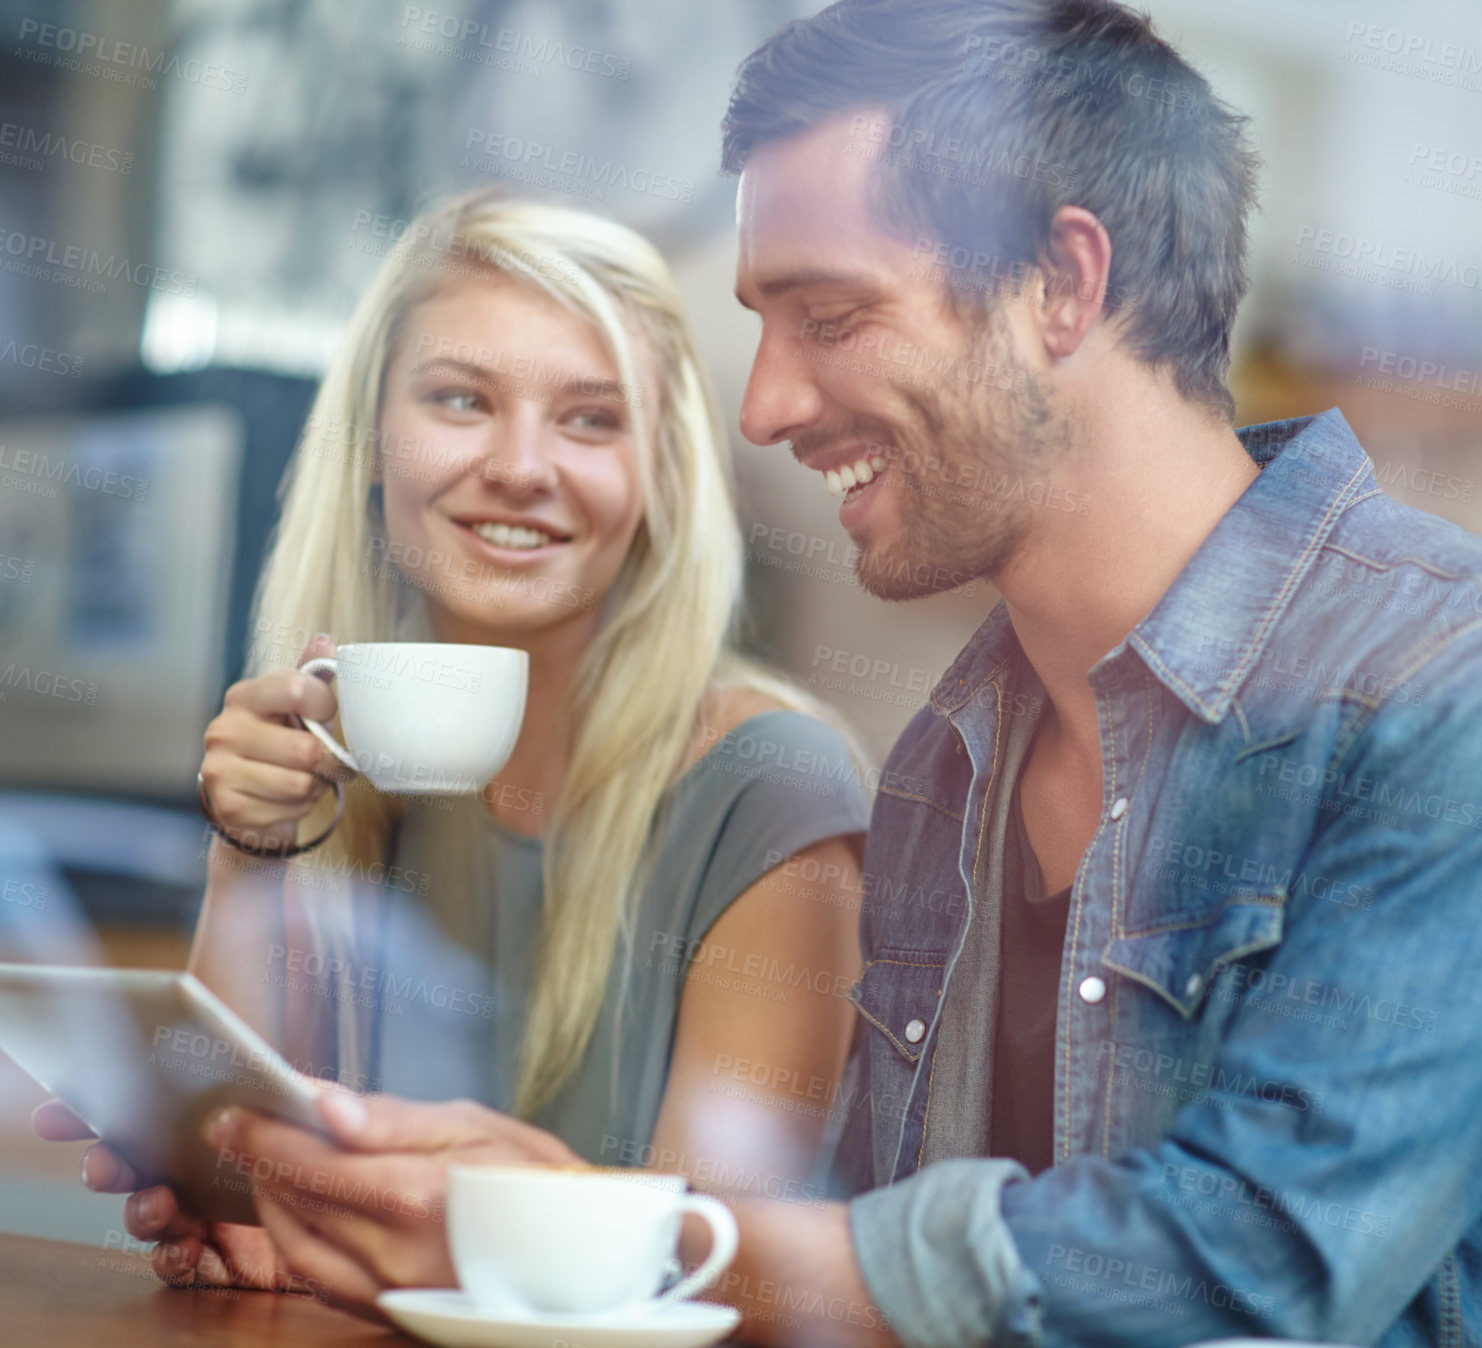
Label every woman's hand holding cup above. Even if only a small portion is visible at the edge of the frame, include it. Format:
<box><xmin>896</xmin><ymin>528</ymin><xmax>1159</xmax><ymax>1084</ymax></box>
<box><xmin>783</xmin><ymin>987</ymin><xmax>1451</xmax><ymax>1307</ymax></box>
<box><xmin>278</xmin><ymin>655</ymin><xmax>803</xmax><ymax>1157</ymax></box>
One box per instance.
<box><xmin>199</xmin><ymin>635</ymin><xmax>357</xmax><ymax>852</ymax></box>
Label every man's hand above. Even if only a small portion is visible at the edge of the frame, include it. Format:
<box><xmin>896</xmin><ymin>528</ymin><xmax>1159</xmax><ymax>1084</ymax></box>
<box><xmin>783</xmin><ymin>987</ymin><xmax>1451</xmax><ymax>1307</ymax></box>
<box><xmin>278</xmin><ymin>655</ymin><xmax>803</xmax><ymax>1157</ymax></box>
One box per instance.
<box><xmin>204</xmin><ymin>1090</ymin><xmax>582</xmax><ymax>1315</ymax></box>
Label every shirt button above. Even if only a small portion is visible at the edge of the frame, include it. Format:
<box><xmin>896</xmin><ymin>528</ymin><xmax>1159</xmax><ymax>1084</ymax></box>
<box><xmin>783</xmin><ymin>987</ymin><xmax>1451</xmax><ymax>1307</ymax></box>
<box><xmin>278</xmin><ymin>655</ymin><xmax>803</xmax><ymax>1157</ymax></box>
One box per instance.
<box><xmin>1184</xmin><ymin>973</ymin><xmax>1203</xmax><ymax>998</ymax></box>
<box><xmin>1109</xmin><ymin>796</ymin><xmax>1130</xmax><ymax>821</ymax></box>
<box><xmin>905</xmin><ymin>1018</ymin><xmax>926</xmax><ymax>1044</ymax></box>
<box><xmin>1078</xmin><ymin>976</ymin><xmax>1106</xmax><ymax>1004</ymax></box>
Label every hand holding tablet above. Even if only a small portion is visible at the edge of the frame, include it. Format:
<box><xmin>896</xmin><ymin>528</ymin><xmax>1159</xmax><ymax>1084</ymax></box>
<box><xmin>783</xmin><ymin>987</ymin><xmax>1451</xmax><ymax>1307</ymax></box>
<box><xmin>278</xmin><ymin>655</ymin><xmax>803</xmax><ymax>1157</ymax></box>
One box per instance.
<box><xmin>1</xmin><ymin>963</ymin><xmax>330</xmax><ymax>1226</ymax></box>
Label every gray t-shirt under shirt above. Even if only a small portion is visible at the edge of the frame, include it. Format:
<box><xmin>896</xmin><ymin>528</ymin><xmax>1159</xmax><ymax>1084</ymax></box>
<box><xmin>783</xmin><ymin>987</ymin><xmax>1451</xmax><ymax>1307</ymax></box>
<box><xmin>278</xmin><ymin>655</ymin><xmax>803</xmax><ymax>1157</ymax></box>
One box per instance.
<box><xmin>370</xmin><ymin>710</ymin><xmax>868</xmax><ymax>1164</ymax></box>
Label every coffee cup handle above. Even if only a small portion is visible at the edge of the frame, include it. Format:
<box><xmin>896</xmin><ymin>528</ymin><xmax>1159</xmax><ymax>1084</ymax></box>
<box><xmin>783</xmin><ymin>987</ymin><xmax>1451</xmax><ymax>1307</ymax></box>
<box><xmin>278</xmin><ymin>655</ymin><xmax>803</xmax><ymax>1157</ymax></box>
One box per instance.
<box><xmin>295</xmin><ymin>656</ymin><xmax>360</xmax><ymax>773</ymax></box>
<box><xmin>656</xmin><ymin>1195</ymin><xmax>739</xmax><ymax>1305</ymax></box>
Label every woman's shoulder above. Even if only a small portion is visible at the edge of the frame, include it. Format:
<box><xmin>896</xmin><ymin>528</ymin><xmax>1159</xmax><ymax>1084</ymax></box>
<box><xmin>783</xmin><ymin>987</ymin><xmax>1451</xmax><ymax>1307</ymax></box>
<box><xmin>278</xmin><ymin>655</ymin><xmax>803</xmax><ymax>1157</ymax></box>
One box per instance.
<box><xmin>681</xmin><ymin>686</ymin><xmax>855</xmax><ymax>777</ymax></box>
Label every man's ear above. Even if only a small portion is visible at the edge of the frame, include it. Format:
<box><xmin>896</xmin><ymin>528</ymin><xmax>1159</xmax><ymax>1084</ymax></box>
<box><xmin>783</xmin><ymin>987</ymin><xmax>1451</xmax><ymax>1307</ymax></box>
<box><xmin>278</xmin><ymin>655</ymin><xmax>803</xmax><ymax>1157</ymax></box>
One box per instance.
<box><xmin>1034</xmin><ymin>205</ymin><xmax>1112</xmax><ymax>360</ymax></box>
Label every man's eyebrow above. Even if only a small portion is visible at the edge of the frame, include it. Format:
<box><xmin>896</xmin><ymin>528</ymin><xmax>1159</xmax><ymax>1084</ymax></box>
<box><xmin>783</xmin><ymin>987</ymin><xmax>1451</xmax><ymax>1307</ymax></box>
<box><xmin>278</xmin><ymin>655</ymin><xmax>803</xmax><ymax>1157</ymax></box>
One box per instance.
<box><xmin>735</xmin><ymin>267</ymin><xmax>880</xmax><ymax>308</ymax></box>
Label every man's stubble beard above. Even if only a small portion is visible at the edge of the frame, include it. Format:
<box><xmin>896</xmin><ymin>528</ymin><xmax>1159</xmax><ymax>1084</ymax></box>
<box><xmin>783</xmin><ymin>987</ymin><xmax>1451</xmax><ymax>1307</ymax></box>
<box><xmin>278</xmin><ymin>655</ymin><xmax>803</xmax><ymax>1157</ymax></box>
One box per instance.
<box><xmin>855</xmin><ymin>321</ymin><xmax>1068</xmax><ymax>602</ymax></box>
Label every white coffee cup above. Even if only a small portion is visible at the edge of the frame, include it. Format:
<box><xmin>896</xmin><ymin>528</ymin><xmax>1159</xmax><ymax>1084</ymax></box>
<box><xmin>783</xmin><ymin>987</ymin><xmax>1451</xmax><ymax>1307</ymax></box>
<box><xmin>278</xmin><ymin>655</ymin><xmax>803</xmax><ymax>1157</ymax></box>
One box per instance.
<box><xmin>446</xmin><ymin>1165</ymin><xmax>739</xmax><ymax>1318</ymax></box>
<box><xmin>297</xmin><ymin>643</ymin><xmax>527</xmax><ymax>794</ymax></box>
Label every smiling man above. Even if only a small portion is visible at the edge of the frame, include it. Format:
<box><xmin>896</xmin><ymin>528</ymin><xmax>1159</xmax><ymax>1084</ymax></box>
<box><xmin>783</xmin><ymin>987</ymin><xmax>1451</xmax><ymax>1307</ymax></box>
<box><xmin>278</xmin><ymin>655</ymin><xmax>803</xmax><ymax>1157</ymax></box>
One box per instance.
<box><xmin>715</xmin><ymin>1</ymin><xmax>1482</xmax><ymax>1346</ymax></box>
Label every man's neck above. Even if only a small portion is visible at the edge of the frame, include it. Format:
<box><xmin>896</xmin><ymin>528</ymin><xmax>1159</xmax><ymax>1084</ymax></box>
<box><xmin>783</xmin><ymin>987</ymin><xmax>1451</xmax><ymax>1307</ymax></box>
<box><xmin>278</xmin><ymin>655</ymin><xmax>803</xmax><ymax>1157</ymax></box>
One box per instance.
<box><xmin>995</xmin><ymin>386</ymin><xmax>1260</xmax><ymax>761</ymax></box>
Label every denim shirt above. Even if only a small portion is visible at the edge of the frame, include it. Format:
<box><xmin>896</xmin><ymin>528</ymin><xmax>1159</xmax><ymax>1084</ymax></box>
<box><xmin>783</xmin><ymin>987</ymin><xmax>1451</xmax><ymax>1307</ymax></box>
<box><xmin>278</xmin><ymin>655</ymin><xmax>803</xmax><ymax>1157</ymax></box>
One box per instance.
<box><xmin>837</xmin><ymin>409</ymin><xmax>1482</xmax><ymax>1348</ymax></box>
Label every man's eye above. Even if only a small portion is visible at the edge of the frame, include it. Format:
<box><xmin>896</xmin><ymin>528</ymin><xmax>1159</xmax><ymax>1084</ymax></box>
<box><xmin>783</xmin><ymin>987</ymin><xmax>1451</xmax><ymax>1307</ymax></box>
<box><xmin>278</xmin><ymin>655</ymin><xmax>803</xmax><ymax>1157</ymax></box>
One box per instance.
<box><xmin>805</xmin><ymin>306</ymin><xmax>863</xmax><ymax>332</ymax></box>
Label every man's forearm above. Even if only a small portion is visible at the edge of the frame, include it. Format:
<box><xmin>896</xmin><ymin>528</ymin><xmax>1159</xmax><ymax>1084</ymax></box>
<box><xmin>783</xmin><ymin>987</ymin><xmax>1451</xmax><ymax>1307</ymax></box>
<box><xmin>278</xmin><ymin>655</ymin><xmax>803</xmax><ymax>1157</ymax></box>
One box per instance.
<box><xmin>711</xmin><ymin>1199</ymin><xmax>898</xmax><ymax>1348</ymax></box>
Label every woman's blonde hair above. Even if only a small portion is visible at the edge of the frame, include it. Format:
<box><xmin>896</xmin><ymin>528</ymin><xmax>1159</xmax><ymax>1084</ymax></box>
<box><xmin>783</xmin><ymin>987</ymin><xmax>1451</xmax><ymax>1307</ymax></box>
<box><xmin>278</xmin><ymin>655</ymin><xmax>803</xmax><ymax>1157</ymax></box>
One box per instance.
<box><xmin>250</xmin><ymin>188</ymin><xmax>835</xmax><ymax>1116</ymax></box>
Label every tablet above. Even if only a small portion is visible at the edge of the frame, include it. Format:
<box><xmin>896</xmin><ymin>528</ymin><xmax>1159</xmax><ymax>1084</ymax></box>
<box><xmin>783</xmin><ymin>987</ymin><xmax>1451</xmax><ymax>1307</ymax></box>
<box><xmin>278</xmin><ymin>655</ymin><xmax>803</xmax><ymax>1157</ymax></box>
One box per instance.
<box><xmin>0</xmin><ymin>963</ymin><xmax>329</xmax><ymax>1225</ymax></box>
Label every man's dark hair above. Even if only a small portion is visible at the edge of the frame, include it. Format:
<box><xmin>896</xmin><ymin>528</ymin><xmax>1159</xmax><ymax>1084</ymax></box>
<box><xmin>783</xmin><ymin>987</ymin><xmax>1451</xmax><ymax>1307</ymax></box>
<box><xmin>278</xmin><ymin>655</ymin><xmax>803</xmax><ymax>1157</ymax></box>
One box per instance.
<box><xmin>722</xmin><ymin>0</ymin><xmax>1260</xmax><ymax>421</ymax></box>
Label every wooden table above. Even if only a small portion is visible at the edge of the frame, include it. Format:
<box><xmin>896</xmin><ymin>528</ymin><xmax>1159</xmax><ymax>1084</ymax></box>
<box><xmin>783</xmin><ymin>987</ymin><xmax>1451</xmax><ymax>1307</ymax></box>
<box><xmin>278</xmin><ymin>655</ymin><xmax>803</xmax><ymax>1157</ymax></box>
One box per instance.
<box><xmin>0</xmin><ymin>1232</ymin><xmax>415</xmax><ymax>1345</ymax></box>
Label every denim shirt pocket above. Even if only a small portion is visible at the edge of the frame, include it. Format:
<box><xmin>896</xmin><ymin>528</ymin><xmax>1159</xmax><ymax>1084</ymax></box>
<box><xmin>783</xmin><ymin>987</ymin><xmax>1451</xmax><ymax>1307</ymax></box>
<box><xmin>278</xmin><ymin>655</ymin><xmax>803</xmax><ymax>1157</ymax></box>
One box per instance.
<box><xmin>1100</xmin><ymin>891</ymin><xmax>1288</xmax><ymax>1018</ymax></box>
<box><xmin>848</xmin><ymin>946</ymin><xmax>947</xmax><ymax>1185</ymax></box>
<box><xmin>849</xmin><ymin>947</ymin><xmax>946</xmax><ymax>1062</ymax></box>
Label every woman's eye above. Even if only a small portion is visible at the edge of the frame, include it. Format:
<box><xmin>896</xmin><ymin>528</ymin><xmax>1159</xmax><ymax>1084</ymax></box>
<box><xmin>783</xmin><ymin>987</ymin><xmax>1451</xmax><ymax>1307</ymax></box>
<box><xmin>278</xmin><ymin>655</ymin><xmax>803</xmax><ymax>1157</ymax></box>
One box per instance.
<box><xmin>432</xmin><ymin>388</ymin><xmax>482</xmax><ymax>413</ymax></box>
<box><xmin>566</xmin><ymin>407</ymin><xmax>624</xmax><ymax>433</ymax></box>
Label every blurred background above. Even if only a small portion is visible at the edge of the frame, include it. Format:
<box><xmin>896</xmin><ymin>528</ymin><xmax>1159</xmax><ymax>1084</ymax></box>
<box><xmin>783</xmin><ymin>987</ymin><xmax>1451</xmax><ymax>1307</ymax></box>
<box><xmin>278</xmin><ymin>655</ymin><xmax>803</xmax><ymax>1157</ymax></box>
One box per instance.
<box><xmin>0</xmin><ymin>0</ymin><xmax>1478</xmax><ymax>1245</ymax></box>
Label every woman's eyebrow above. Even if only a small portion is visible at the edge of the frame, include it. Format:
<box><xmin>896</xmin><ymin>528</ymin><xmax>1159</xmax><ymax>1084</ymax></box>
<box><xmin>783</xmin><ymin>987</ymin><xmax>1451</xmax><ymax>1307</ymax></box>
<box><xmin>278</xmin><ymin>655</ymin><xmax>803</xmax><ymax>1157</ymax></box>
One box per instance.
<box><xmin>407</xmin><ymin>356</ymin><xmax>629</xmax><ymax>401</ymax></box>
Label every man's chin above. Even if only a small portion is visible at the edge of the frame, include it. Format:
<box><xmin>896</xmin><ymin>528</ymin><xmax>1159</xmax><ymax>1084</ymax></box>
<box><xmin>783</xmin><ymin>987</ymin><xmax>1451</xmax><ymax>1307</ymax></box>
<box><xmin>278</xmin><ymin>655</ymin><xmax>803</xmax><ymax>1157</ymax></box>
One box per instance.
<box><xmin>853</xmin><ymin>544</ymin><xmax>958</xmax><ymax>602</ymax></box>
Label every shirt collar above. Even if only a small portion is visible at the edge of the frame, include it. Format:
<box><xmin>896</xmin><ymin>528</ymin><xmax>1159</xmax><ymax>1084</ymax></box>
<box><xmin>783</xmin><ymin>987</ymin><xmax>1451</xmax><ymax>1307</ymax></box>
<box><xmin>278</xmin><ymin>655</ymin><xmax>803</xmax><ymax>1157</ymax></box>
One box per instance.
<box><xmin>1118</xmin><ymin>407</ymin><xmax>1375</xmax><ymax>722</ymax></box>
<box><xmin>930</xmin><ymin>408</ymin><xmax>1377</xmax><ymax>722</ymax></box>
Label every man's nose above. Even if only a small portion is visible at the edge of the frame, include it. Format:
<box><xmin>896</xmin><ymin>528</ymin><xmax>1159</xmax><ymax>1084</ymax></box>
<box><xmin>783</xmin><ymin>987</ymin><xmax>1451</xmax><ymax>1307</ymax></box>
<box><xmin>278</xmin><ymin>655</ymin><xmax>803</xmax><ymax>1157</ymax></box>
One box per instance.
<box><xmin>739</xmin><ymin>324</ymin><xmax>825</xmax><ymax>447</ymax></box>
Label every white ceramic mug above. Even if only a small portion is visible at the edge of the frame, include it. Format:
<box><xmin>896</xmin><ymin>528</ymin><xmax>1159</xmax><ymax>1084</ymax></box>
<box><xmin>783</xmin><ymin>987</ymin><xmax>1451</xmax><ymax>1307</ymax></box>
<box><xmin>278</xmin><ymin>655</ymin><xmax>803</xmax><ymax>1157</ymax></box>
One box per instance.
<box><xmin>298</xmin><ymin>643</ymin><xmax>527</xmax><ymax>794</ymax></box>
<box><xmin>446</xmin><ymin>1165</ymin><xmax>739</xmax><ymax>1318</ymax></box>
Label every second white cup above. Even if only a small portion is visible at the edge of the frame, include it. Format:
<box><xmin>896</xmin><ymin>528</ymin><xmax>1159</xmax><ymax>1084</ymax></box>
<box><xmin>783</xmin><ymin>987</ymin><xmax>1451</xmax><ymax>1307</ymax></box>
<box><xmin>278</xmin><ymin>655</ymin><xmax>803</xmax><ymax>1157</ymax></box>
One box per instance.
<box><xmin>446</xmin><ymin>1165</ymin><xmax>739</xmax><ymax>1319</ymax></box>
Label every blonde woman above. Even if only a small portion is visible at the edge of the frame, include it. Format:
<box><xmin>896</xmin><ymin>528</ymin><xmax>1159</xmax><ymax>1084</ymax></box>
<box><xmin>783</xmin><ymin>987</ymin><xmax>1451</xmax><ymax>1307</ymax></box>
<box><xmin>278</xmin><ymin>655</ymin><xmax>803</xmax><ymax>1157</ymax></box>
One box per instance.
<box><xmin>44</xmin><ymin>190</ymin><xmax>867</xmax><ymax>1295</ymax></box>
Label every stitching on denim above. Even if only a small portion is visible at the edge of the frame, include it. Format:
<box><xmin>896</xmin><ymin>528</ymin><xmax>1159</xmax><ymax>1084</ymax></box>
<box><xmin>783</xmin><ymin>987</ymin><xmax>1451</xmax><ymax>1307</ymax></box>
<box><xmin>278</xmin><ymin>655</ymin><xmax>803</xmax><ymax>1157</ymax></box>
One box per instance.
<box><xmin>1063</xmin><ymin>691</ymin><xmax>1112</xmax><ymax>1156</ymax></box>
<box><xmin>1101</xmin><ymin>976</ymin><xmax>1119</xmax><ymax>1159</ymax></box>
<box><xmin>1130</xmin><ymin>637</ymin><xmax>1216</xmax><ymax>718</ymax></box>
<box><xmin>918</xmin><ymin>679</ymin><xmax>1005</xmax><ymax>1171</ymax></box>
<box><xmin>929</xmin><ymin>648</ymin><xmax>1013</xmax><ymax>715</ymax></box>
<box><xmin>1107</xmin><ymin>890</ymin><xmax>1286</xmax><ymax>941</ymax></box>
<box><xmin>1230</xmin><ymin>695</ymin><xmax>1251</xmax><ymax>745</ymax></box>
<box><xmin>1232</xmin><ymin>728</ymin><xmax>1302</xmax><ymax>764</ymax></box>
<box><xmin>1220</xmin><ymin>458</ymin><xmax>1373</xmax><ymax>707</ymax></box>
<box><xmin>848</xmin><ymin>999</ymin><xmax>920</xmax><ymax>1060</ymax></box>
<box><xmin>1440</xmin><ymin>1249</ymin><xmax>1460</xmax><ymax>1348</ymax></box>
<box><xmin>1323</xmin><ymin>540</ymin><xmax>1466</xmax><ymax>582</ymax></box>
<box><xmin>1328</xmin><ymin>613</ymin><xmax>1482</xmax><ymax>769</ymax></box>
<box><xmin>876</xmin><ymin>785</ymin><xmax>965</xmax><ymax>825</ymax></box>
<box><xmin>852</xmin><ymin>958</ymin><xmax>945</xmax><ymax>1058</ymax></box>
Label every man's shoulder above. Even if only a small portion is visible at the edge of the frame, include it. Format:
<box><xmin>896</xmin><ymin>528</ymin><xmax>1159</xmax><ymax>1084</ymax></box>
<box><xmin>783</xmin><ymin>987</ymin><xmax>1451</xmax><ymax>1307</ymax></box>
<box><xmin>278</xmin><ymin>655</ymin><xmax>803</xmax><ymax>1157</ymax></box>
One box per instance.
<box><xmin>1286</xmin><ymin>487</ymin><xmax>1482</xmax><ymax>696</ymax></box>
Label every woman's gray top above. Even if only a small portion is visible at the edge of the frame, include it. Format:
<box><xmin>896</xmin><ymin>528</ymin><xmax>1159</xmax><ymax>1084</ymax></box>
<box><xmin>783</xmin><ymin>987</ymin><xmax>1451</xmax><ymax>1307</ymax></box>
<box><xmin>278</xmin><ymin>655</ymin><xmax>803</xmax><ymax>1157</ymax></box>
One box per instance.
<box><xmin>370</xmin><ymin>710</ymin><xmax>869</xmax><ymax>1163</ymax></box>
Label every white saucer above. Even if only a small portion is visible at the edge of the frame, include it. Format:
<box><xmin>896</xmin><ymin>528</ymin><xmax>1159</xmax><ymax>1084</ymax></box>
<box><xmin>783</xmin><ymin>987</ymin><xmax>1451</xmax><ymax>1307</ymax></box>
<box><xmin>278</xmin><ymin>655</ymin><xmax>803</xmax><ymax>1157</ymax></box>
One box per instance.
<box><xmin>377</xmin><ymin>1289</ymin><xmax>741</xmax><ymax>1348</ymax></box>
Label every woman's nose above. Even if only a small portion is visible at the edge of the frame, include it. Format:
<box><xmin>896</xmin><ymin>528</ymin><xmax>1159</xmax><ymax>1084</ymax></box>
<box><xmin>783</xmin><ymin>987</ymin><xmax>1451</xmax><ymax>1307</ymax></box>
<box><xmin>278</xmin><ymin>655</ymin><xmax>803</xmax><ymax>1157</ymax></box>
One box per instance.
<box><xmin>474</xmin><ymin>405</ymin><xmax>558</xmax><ymax>494</ymax></box>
